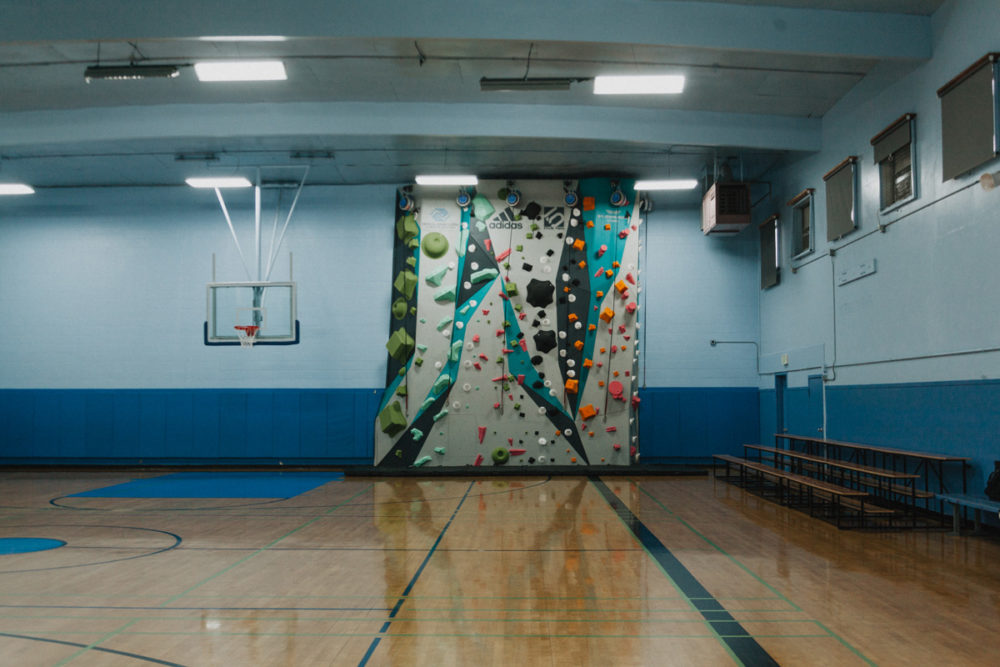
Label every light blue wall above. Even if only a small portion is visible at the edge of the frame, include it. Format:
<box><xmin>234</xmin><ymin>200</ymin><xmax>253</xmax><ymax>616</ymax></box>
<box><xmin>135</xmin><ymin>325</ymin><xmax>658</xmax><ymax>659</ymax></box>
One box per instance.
<box><xmin>0</xmin><ymin>185</ymin><xmax>394</xmax><ymax>389</ymax></box>
<box><xmin>758</xmin><ymin>0</ymin><xmax>1000</xmax><ymax>488</ymax></box>
<box><xmin>641</xmin><ymin>206</ymin><xmax>759</xmax><ymax>389</ymax></box>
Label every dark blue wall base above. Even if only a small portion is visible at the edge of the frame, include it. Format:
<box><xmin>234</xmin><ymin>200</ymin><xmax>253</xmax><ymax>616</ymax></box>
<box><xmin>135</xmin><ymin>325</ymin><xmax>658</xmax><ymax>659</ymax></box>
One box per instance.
<box><xmin>760</xmin><ymin>379</ymin><xmax>1000</xmax><ymax>491</ymax></box>
<box><xmin>2</xmin><ymin>386</ymin><xmax>758</xmax><ymax>466</ymax></box>
<box><xmin>639</xmin><ymin>387</ymin><xmax>760</xmax><ymax>463</ymax></box>
<box><xmin>0</xmin><ymin>389</ymin><xmax>381</xmax><ymax>464</ymax></box>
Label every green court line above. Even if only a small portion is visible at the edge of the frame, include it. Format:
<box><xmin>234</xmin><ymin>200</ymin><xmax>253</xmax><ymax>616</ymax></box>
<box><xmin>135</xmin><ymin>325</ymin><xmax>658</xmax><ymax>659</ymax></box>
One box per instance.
<box><xmin>53</xmin><ymin>619</ymin><xmax>137</xmax><ymax>666</ymax></box>
<box><xmin>157</xmin><ymin>484</ymin><xmax>374</xmax><ymax>608</ymax></box>
<box><xmin>635</xmin><ymin>480</ymin><xmax>877</xmax><ymax>667</ymax></box>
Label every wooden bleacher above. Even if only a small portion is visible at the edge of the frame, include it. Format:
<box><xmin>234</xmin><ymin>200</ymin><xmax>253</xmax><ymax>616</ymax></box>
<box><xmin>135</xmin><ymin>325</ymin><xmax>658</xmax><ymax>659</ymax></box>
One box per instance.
<box><xmin>714</xmin><ymin>434</ymin><xmax>971</xmax><ymax>529</ymax></box>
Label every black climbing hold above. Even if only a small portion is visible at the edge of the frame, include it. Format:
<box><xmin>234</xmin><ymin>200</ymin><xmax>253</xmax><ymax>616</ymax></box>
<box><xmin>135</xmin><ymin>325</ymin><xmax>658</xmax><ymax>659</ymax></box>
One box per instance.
<box><xmin>546</xmin><ymin>249</ymin><xmax>555</xmax><ymax>256</ymax></box>
<box><xmin>522</xmin><ymin>263</ymin><xmax>533</xmax><ymax>272</ymax></box>
<box><xmin>523</xmin><ymin>202</ymin><xmax>542</xmax><ymax>219</ymax></box>
<box><xmin>526</xmin><ymin>278</ymin><xmax>555</xmax><ymax>308</ymax></box>
<box><xmin>531</xmin><ymin>355</ymin><xmax>543</xmax><ymax>365</ymax></box>
<box><xmin>533</xmin><ymin>330</ymin><xmax>557</xmax><ymax>353</ymax></box>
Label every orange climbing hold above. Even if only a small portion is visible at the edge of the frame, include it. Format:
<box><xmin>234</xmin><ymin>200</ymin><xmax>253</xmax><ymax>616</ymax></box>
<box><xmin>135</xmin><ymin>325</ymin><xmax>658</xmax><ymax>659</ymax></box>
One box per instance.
<box><xmin>565</xmin><ymin>379</ymin><xmax>579</xmax><ymax>394</ymax></box>
<box><xmin>583</xmin><ymin>197</ymin><xmax>596</xmax><ymax>211</ymax></box>
<box><xmin>600</xmin><ymin>307</ymin><xmax>615</xmax><ymax>323</ymax></box>
<box><xmin>578</xmin><ymin>403</ymin><xmax>597</xmax><ymax>420</ymax></box>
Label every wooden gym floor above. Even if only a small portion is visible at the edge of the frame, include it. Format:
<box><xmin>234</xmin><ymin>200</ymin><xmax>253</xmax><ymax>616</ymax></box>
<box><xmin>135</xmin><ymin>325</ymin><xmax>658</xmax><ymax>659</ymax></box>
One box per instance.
<box><xmin>0</xmin><ymin>471</ymin><xmax>997</xmax><ymax>666</ymax></box>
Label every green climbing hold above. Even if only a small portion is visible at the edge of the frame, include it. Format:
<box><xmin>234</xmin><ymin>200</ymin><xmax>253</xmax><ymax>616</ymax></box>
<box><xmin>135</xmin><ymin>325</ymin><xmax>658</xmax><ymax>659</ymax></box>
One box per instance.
<box><xmin>433</xmin><ymin>408</ymin><xmax>449</xmax><ymax>422</ymax></box>
<box><xmin>414</xmin><ymin>357</ymin><xmax>424</xmax><ymax>366</ymax></box>
<box><xmin>437</xmin><ymin>316</ymin><xmax>453</xmax><ymax>331</ymax></box>
<box><xmin>378</xmin><ymin>401</ymin><xmax>407</xmax><ymax>437</ymax></box>
<box><xmin>491</xmin><ymin>447</ymin><xmax>510</xmax><ymax>465</ymax></box>
<box><xmin>413</xmin><ymin>455</ymin><xmax>432</xmax><ymax>467</ymax></box>
<box><xmin>426</xmin><ymin>265</ymin><xmax>449</xmax><ymax>287</ymax></box>
<box><xmin>393</xmin><ymin>270</ymin><xmax>418</xmax><ymax>299</ymax></box>
<box><xmin>396</xmin><ymin>384</ymin><xmax>407</xmax><ymax>396</ymax></box>
<box><xmin>449</xmin><ymin>340</ymin><xmax>463</xmax><ymax>362</ymax></box>
<box><xmin>473</xmin><ymin>194</ymin><xmax>495</xmax><ymax>220</ymax></box>
<box><xmin>434</xmin><ymin>286</ymin><xmax>456</xmax><ymax>302</ymax></box>
<box><xmin>471</xmin><ymin>267</ymin><xmax>499</xmax><ymax>284</ymax></box>
<box><xmin>433</xmin><ymin>446</ymin><xmax>446</xmax><ymax>455</ymax></box>
<box><xmin>432</xmin><ymin>374</ymin><xmax>452</xmax><ymax>395</ymax></box>
<box><xmin>422</xmin><ymin>232</ymin><xmax>450</xmax><ymax>259</ymax></box>
<box><xmin>386</xmin><ymin>328</ymin><xmax>415</xmax><ymax>363</ymax></box>
<box><xmin>405</xmin><ymin>256</ymin><xmax>416</xmax><ymax>268</ymax></box>
<box><xmin>411</xmin><ymin>428</ymin><xmax>424</xmax><ymax>441</ymax></box>
<box><xmin>391</xmin><ymin>298</ymin><xmax>408</xmax><ymax>320</ymax></box>
<box><xmin>396</xmin><ymin>214</ymin><xmax>419</xmax><ymax>244</ymax></box>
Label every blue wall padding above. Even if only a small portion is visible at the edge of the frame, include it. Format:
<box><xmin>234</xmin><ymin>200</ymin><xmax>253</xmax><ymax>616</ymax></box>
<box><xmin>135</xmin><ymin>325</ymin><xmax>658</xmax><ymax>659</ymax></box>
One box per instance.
<box><xmin>0</xmin><ymin>388</ymin><xmax>380</xmax><ymax>464</ymax></box>
<box><xmin>639</xmin><ymin>387</ymin><xmax>760</xmax><ymax>462</ymax></box>
<box><xmin>70</xmin><ymin>471</ymin><xmax>343</xmax><ymax>498</ymax></box>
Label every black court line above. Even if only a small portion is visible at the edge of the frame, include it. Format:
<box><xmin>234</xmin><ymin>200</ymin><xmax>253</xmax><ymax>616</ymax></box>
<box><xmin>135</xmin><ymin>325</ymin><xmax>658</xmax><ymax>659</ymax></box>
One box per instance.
<box><xmin>590</xmin><ymin>477</ymin><xmax>780</xmax><ymax>667</ymax></box>
<box><xmin>358</xmin><ymin>480</ymin><xmax>474</xmax><ymax>666</ymax></box>
<box><xmin>0</xmin><ymin>604</ymin><xmax>390</xmax><ymax>612</ymax></box>
<box><xmin>0</xmin><ymin>630</ymin><xmax>186</xmax><ymax>666</ymax></box>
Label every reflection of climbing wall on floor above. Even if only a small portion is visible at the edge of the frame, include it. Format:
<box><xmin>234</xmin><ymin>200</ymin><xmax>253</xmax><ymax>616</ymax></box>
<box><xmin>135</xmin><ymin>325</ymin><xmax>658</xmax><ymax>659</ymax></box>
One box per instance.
<box><xmin>375</xmin><ymin>179</ymin><xmax>643</xmax><ymax>468</ymax></box>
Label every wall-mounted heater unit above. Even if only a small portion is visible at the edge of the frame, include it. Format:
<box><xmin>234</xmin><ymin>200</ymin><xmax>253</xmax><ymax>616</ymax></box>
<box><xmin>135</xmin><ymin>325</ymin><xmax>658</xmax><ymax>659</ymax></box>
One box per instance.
<box><xmin>701</xmin><ymin>183</ymin><xmax>751</xmax><ymax>234</ymax></box>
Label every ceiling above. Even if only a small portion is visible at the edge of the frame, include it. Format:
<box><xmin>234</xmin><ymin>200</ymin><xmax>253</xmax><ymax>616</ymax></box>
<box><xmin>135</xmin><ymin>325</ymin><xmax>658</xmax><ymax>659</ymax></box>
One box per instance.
<box><xmin>0</xmin><ymin>0</ymin><xmax>945</xmax><ymax>203</ymax></box>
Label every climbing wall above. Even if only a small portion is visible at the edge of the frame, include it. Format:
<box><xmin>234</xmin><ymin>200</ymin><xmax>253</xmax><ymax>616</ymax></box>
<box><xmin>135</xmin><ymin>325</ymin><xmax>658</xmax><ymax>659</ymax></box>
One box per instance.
<box><xmin>375</xmin><ymin>179</ymin><xmax>643</xmax><ymax>468</ymax></box>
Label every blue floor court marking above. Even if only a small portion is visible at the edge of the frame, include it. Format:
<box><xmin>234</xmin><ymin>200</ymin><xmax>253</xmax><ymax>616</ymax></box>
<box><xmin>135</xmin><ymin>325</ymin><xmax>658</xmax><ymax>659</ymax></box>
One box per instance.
<box><xmin>69</xmin><ymin>472</ymin><xmax>344</xmax><ymax>499</ymax></box>
<box><xmin>590</xmin><ymin>478</ymin><xmax>780</xmax><ymax>667</ymax></box>
<box><xmin>0</xmin><ymin>538</ymin><xmax>66</xmax><ymax>555</ymax></box>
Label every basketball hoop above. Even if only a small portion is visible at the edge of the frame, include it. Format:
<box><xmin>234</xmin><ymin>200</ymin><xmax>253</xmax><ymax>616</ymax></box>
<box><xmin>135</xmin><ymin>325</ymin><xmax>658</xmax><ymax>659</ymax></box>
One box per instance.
<box><xmin>234</xmin><ymin>325</ymin><xmax>260</xmax><ymax>348</ymax></box>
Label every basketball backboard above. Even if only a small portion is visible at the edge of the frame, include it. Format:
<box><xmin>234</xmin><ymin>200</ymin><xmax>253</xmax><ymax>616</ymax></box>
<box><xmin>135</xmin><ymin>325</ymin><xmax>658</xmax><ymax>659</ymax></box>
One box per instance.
<box><xmin>205</xmin><ymin>281</ymin><xmax>299</xmax><ymax>345</ymax></box>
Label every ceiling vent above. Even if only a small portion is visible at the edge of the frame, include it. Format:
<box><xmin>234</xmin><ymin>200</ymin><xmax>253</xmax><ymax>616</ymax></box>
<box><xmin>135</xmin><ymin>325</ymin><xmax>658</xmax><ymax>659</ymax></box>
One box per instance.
<box><xmin>701</xmin><ymin>182</ymin><xmax>751</xmax><ymax>234</ymax></box>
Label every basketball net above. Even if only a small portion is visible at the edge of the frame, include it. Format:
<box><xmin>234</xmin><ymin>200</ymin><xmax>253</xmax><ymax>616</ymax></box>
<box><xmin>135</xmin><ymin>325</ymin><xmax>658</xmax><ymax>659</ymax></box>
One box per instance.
<box><xmin>234</xmin><ymin>325</ymin><xmax>260</xmax><ymax>349</ymax></box>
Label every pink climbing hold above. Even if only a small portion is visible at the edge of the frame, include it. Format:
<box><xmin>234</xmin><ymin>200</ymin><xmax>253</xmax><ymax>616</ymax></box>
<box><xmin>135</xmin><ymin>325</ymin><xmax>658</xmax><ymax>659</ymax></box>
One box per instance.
<box><xmin>625</xmin><ymin>302</ymin><xmax>638</xmax><ymax>314</ymax></box>
<box><xmin>472</xmin><ymin>334</ymin><xmax>480</xmax><ymax>343</ymax></box>
<box><xmin>596</xmin><ymin>244</ymin><xmax>607</xmax><ymax>258</ymax></box>
<box><xmin>495</xmin><ymin>248</ymin><xmax>511</xmax><ymax>262</ymax></box>
<box><xmin>519</xmin><ymin>340</ymin><xmax>528</xmax><ymax>352</ymax></box>
<box><xmin>519</xmin><ymin>312</ymin><xmax>527</xmax><ymax>320</ymax></box>
<box><xmin>613</xmin><ymin>443</ymin><xmax>622</xmax><ymax>451</ymax></box>
<box><xmin>496</xmin><ymin>329</ymin><xmax>504</xmax><ymax>337</ymax></box>
<box><xmin>625</xmin><ymin>272</ymin><xmax>635</xmax><ymax>285</ymax></box>
<box><xmin>474</xmin><ymin>453</ymin><xmax>484</xmax><ymax>466</ymax></box>
<box><xmin>479</xmin><ymin>353</ymin><xmax>489</xmax><ymax>361</ymax></box>
<box><xmin>509</xmin><ymin>448</ymin><xmax>526</xmax><ymax>456</ymax></box>
<box><xmin>474</xmin><ymin>362</ymin><xmax>481</xmax><ymax>370</ymax></box>
<box><xmin>493</xmin><ymin>402</ymin><xmax>501</xmax><ymax>409</ymax></box>
<box><xmin>482</xmin><ymin>309</ymin><xmax>490</xmax><ymax>315</ymax></box>
<box><xmin>630</xmin><ymin>445</ymin><xmax>637</xmax><ymax>456</ymax></box>
<box><xmin>631</xmin><ymin>395</ymin><xmax>641</xmax><ymax>408</ymax></box>
<box><xmin>618</xmin><ymin>229</ymin><xmax>629</xmax><ymax>239</ymax></box>
<box><xmin>608</xmin><ymin>381</ymin><xmax>625</xmax><ymax>401</ymax></box>
<box><xmin>606</xmin><ymin>426</ymin><xmax>617</xmax><ymax>433</ymax></box>
<box><xmin>484</xmin><ymin>239</ymin><xmax>493</xmax><ymax>252</ymax></box>
<box><xmin>492</xmin><ymin>375</ymin><xmax>506</xmax><ymax>382</ymax></box>
<box><xmin>478</xmin><ymin>425</ymin><xmax>487</xmax><ymax>444</ymax></box>
<box><xmin>618</xmin><ymin>324</ymin><xmax>627</xmax><ymax>334</ymax></box>
<box><xmin>517</xmin><ymin>374</ymin><xmax>525</xmax><ymax>385</ymax></box>
<box><xmin>594</xmin><ymin>267</ymin><xmax>605</xmax><ymax>278</ymax></box>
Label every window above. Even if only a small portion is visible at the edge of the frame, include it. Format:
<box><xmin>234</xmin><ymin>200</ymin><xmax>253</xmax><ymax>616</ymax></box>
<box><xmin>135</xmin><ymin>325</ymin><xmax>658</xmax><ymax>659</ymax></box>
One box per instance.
<box><xmin>871</xmin><ymin>113</ymin><xmax>915</xmax><ymax>210</ymax></box>
<box><xmin>786</xmin><ymin>189</ymin><xmax>814</xmax><ymax>259</ymax></box>
<box><xmin>760</xmin><ymin>214</ymin><xmax>779</xmax><ymax>289</ymax></box>
<box><xmin>938</xmin><ymin>53</ymin><xmax>1000</xmax><ymax>181</ymax></box>
<box><xmin>823</xmin><ymin>156</ymin><xmax>858</xmax><ymax>241</ymax></box>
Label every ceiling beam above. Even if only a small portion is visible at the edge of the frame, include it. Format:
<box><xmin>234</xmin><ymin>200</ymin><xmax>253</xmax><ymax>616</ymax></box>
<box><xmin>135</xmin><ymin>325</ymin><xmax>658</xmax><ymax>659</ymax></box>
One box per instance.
<box><xmin>0</xmin><ymin>0</ymin><xmax>931</xmax><ymax>62</ymax></box>
<box><xmin>0</xmin><ymin>101</ymin><xmax>821</xmax><ymax>155</ymax></box>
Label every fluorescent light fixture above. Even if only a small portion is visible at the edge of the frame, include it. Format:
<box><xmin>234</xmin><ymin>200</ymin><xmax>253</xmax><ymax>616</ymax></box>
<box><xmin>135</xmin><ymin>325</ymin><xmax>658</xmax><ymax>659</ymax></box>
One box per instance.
<box><xmin>185</xmin><ymin>177</ymin><xmax>253</xmax><ymax>188</ymax></box>
<box><xmin>415</xmin><ymin>175</ymin><xmax>479</xmax><ymax>186</ymax></box>
<box><xmin>194</xmin><ymin>60</ymin><xmax>287</xmax><ymax>82</ymax></box>
<box><xmin>634</xmin><ymin>179</ymin><xmax>698</xmax><ymax>191</ymax></box>
<box><xmin>0</xmin><ymin>183</ymin><xmax>35</xmax><ymax>195</ymax></box>
<box><xmin>593</xmin><ymin>74</ymin><xmax>685</xmax><ymax>95</ymax></box>
<box><xmin>84</xmin><ymin>64</ymin><xmax>180</xmax><ymax>82</ymax></box>
<box><xmin>198</xmin><ymin>36</ymin><xmax>288</xmax><ymax>42</ymax></box>
<box><xmin>480</xmin><ymin>77</ymin><xmax>578</xmax><ymax>92</ymax></box>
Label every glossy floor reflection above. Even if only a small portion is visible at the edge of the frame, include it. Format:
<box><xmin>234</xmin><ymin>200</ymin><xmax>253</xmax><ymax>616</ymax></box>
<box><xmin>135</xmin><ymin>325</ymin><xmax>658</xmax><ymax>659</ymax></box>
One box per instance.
<box><xmin>0</xmin><ymin>472</ymin><xmax>998</xmax><ymax>666</ymax></box>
